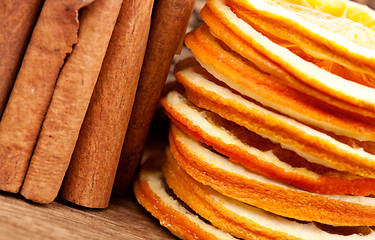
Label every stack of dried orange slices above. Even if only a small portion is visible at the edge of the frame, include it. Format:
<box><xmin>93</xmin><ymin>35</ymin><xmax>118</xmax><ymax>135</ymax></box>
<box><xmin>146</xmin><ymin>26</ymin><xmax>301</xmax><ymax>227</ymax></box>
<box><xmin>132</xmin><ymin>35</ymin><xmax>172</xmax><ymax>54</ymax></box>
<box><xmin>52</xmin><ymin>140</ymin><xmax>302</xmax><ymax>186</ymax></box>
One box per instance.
<box><xmin>134</xmin><ymin>0</ymin><xmax>375</xmax><ymax>239</ymax></box>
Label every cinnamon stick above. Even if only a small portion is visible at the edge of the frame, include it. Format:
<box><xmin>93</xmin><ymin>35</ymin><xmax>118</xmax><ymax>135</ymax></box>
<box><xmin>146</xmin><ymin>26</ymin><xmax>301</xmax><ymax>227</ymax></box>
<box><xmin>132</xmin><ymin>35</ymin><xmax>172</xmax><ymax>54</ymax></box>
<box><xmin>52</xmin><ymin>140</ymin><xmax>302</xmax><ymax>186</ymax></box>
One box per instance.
<box><xmin>60</xmin><ymin>0</ymin><xmax>154</xmax><ymax>208</ymax></box>
<box><xmin>0</xmin><ymin>0</ymin><xmax>93</xmax><ymax>193</ymax></box>
<box><xmin>0</xmin><ymin>0</ymin><xmax>44</xmax><ymax>117</ymax></box>
<box><xmin>20</xmin><ymin>0</ymin><xmax>123</xmax><ymax>204</ymax></box>
<box><xmin>112</xmin><ymin>0</ymin><xmax>195</xmax><ymax>195</ymax></box>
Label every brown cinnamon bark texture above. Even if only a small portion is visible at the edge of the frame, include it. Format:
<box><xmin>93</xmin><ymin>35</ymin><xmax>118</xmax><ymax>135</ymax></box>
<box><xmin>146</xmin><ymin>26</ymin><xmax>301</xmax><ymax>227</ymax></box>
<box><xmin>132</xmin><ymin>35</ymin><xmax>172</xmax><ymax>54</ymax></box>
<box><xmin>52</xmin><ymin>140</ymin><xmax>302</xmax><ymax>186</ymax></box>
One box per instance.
<box><xmin>20</xmin><ymin>0</ymin><xmax>123</xmax><ymax>204</ymax></box>
<box><xmin>0</xmin><ymin>0</ymin><xmax>44</xmax><ymax>117</ymax></box>
<box><xmin>60</xmin><ymin>0</ymin><xmax>154</xmax><ymax>208</ymax></box>
<box><xmin>0</xmin><ymin>0</ymin><xmax>93</xmax><ymax>193</ymax></box>
<box><xmin>113</xmin><ymin>0</ymin><xmax>195</xmax><ymax>195</ymax></box>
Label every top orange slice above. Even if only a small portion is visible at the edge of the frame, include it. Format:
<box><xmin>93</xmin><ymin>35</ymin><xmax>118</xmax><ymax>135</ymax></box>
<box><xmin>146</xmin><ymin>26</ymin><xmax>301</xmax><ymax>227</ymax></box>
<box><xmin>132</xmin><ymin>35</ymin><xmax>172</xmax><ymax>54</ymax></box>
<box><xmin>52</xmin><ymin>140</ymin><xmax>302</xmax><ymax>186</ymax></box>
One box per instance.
<box><xmin>205</xmin><ymin>0</ymin><xmax>375</xmax><ymax>117</ymax></box>
<box><xmin>228</xmin><ymin>1</ymin><xmax>375</xmax><ymax>88</ymax></box>
<box><xmin>287</xmin><ymin>0</ymin><xmax>375</xmax><ymax>27</ymax></box>
<box><xmin>228</xmin><ymin>0</ymin><xmax>375</xmax><ymax>76</ymax></box>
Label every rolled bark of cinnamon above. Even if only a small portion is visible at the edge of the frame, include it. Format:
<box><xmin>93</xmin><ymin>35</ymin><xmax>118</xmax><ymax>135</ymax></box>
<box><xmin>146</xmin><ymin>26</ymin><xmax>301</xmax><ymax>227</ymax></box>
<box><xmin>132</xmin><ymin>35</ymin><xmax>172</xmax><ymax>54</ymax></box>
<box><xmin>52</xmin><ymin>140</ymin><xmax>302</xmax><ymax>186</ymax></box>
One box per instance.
<box><xmin>0</xmin><ymin>0</ymin><xmax>93</xmax><ymax>193</ymax></box>
<box><xmin>20</xmin><ymin>0</ymin><xmax>123</xmax><ymax>204</ymax></box>
<box><xmin>0</xmin><ymin>0</ymin><xmax>44</xmax><ymax>118</ymax></box>
<box><xmin>60</xmin><ymin>0</ymin><xmax>154</xmax><ymax>208</ymax></box>
<box><xmin>112</xmin><ymin>0</ymin><xmax>195</xmax><ymax>195</ymax></box>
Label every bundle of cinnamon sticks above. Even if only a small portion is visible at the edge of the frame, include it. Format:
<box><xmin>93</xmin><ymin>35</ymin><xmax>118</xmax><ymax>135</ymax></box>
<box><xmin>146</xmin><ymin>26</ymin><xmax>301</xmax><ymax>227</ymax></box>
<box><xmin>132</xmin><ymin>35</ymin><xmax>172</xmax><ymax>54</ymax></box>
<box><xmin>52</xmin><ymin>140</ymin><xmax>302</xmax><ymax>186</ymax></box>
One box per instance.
<box><xmin>0</xmin><ymin>0</ymin><xmax>194</xmax><ymax>208</ymax></box>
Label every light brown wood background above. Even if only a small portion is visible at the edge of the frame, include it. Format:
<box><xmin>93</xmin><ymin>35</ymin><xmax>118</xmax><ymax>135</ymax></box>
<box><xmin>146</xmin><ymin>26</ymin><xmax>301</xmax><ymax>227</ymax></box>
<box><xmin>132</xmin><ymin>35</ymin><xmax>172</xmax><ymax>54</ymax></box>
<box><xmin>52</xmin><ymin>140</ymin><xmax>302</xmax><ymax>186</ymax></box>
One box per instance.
<box><xmin>356</xmin><ymin>0</ymin><xmax>375</xmax><ymax>8</ymax></box>
<box><xmin>1</xmin><ymin>0</ymin><xmax>374</xmax><ymax>239</ymax></box>
<box><xmin>0</xmin><ymin>192</ymin><xmax>176</xmax><ymax>240</ymax></box>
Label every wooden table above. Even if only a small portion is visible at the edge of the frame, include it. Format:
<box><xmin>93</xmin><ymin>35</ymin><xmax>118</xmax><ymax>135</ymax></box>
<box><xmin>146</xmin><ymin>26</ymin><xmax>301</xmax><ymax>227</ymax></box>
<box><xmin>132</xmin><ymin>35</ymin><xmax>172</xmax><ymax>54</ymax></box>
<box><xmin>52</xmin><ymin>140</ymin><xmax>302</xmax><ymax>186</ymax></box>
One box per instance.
<box><xmin>0</xmin><ymin>191</ymin><xmax>177</xmax><ymax>240</ymax></box>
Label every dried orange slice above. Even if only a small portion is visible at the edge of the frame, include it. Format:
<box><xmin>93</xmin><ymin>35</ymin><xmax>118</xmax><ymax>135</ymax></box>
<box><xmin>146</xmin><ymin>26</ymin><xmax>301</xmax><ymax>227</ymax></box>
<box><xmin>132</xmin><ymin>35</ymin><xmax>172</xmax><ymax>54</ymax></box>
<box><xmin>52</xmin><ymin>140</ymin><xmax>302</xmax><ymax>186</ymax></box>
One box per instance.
<box><xmin>169</xmin><ymin>123</ymin><xmax>375</xmax><ymax>226</ymax></box>
<box><xmin>201</xmin><ymin>3</ymin><xmax>375</xmax><ymax>89</ymax></box>
<box><xmin>160</xmin><ymin>83</ymin><xmax>375</xmax><ymax>196</ymax></box>
<box><xmin>184</xmin><ymin>26</ymin><xmax>375</xmax><ymax>141</ymax></box>
<box><xmin>285</xmin><ymin>0</ymin><xmax>375</xmax><ymax>26</ymax></box>
<box><xmin>133</xmin><ymin>156</ymin><xmax>236</xmax><ymax>240</ymax></box>
<box><xmin>174</xmin><ymin>59</ymin><xmax>375</xmax><ymax>178</ymax></box>
<box><xmin>202</xmin><ymin>0</ymin><xmax>375</xmax><ymax>116</ymax></box>
<box><xmin>164</xmin><ymin>147</ymin><xmax>375</xmax><ymax>239</ymax></box>
<box><xmin>199</xmin><ymin>5</ymin><xmax>375</xmax><ymax>119</ymax></box>
<box><xmin>227</xmin><ymin>0</ymin><xmax>375</xmax><ymax>77</ymax></box>
<box><xmin>285</xmin><ymin>45</ymin><xmax>375</xmax><ymax>88</ymax></box>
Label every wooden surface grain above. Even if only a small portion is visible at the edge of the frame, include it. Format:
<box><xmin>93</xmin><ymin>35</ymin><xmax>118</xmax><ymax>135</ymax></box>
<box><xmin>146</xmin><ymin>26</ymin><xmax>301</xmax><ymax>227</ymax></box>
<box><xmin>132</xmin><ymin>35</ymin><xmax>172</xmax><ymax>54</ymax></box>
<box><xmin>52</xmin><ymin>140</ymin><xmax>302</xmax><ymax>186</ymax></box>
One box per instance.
<box><xmin>0</xmin><ymin>191</ymin><xmax>177</xmax><ymax>240</ymax></box>
<box><xmin>356</xmin><ymin>0</ymin><xmax>375</xmax><ymax>9</ymax></box>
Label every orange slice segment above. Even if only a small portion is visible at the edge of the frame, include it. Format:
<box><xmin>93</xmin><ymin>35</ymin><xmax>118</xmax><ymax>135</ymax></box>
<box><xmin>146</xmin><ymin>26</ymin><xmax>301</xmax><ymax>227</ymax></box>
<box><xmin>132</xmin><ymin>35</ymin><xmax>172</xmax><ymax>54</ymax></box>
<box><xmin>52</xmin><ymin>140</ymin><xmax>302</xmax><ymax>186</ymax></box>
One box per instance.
<box><xmin>184</xmin><ymin>26</ymin><xmax>375</xmax><ymax>141</ymax></box>
<box><xmin>285</xmin><ymin>0</ymin><xmax>375</xmax><ymax>28</ymax></box>
<box><xmin>169</xmin><ymin>124</ymin><xmax>375</xmax><ymax>226</ymax></box>
<box><xmin>161</xmin><ymin>84</ymin><xmax>375</xmax><ymax>196</ymax></box>
<box><xmin>164</xmin><ymin>146</ymin><xmax>375</xmax><ymax>239</ymax></box>
<box><xmin>227</xmin><ymin>0</ymin><xmax>375</xmax><ymax>78</ymax></box>
<box><xmin>174</xmin><ymin>59</ymin><xmax>375</xmax><ymax>178</ymax></box>
<box><xmin>203</xmin><ymin>0</ymin><xmax>375</xmax><ymax>115</ymax></box>
<box><xmin>133</xmin><ymin>156</ymin><xmax>236</xmax><ymax>240</ymax></box>
<box><xmin>283</xmin><ymin>44</ymin><xmax>375</xmax><ymax>88</ymax></box>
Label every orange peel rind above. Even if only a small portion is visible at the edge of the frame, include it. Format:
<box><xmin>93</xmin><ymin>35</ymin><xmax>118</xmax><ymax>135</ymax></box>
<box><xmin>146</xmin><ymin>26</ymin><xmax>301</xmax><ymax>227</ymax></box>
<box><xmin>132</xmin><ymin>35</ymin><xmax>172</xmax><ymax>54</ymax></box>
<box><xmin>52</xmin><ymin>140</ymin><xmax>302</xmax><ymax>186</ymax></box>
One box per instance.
<box><xmin>183</xmin><ymin>26</ymin><xmax>375</xmax><ymax>141</ymax></box>
<box><xmin>169</xmin><ymin>123</ymin><xmax>375</xmax><ymax>226</ymax></box>
<box><xmin>198</xmin><ymin>5</ymin><xmax>375</xmax><ymax>119</ymax></box>
<box><xmin>164</xmin><ymin>146</ymin><xmax>375</xmax><ymax>239</ymax></box>
<box><xmin>133</xmin><ymin>156</ymin><xmax>236</xmax><ymax>240</ymax></box>
<box><xmin>227</xmin><ymin>0</ymin><xmax>375</xmax><ymax>76</ymax></box>
<box><xmin>173</xmin><ymin>57</ymin><xmax>375</xmax><ymax>179</ymax></box>
<box><xmin>201</xmin><ymin>0</ymin><xmax>375</xmax><ymax>115</ymax></box>
<box><xmin>160</xmin><ymin>83</ymin><xmax>375</xmax><ymax>196</ymax></box>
